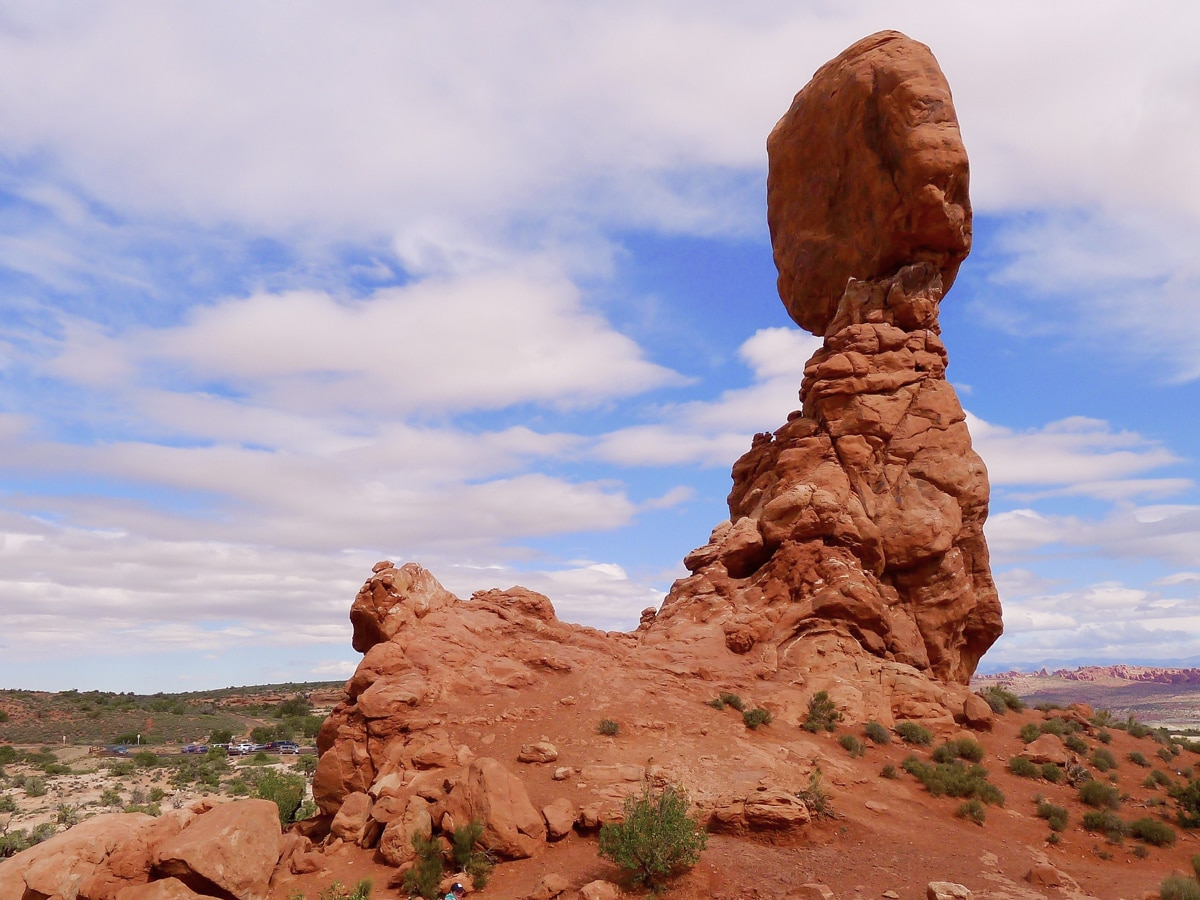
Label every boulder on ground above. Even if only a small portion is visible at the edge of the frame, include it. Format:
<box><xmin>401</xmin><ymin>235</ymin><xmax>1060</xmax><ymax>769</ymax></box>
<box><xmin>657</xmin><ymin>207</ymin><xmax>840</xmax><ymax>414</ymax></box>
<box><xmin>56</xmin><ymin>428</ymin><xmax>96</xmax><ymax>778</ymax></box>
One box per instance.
<box><xmin>154</xmin><ymin>799</ymin><xmax>283</xmax><ymax>900</ymax></box>
<box><xmin>443</xmin><ymin>757</ymin><xmax>546</xmax><ymax>859</ymax></box>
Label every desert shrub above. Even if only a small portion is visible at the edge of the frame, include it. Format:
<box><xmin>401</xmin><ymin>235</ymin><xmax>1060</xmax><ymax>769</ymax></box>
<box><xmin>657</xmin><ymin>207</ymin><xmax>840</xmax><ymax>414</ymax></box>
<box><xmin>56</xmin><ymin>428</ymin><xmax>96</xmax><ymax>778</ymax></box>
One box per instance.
<box><xmin>404</xmin><ymin>833</ymin><xmax>444</xmax><ymax>900</ymax></box>
<box><xmin>1035</xmin><ymin>798</ymin><xmax>1068</xmax><ymax>832</ymax></box>
<box><xmin>956</xmin><ymin>799</ymin><xmax>986</xmax><ymax>825</ymax></box>
<box><xmin>705</xmin><ymin>697</ymin><xmax>725</xmax><ymax>709</ymax></box>
<box><xmin>863</xmin><ymin>721</ymin><xmax>890</xmax><ymax>744</ymax></box>
<box><xmin>1130</xmin><ymin>817</ymin><xmax>1176</xmax><ymax>846</ymax></box>
<box><xmin>598</xmin><ymin>719</ymin><xmax>620</xmax><ymax>736</ymax></box>
<box><xmin>1147</xmin><ymin>771</ymin><xmax>1176</xmax><ymax>790</ymax></box>
<box><xmin>133</xmin><ymin>750</ymin><xmax>159</xmax><ymax>768</ymax></box>
<box><xmin>319</xmin><ymin>880</ymin><xmax>373</xmax><ymax>900</ymax></box>
<box><xmin>250</xmin><ymin>726</ymin><xmax>274</xmax><ymax>744</ymax></box>
<box><xmin>1091</xmin><ymin>748</ymin><xmax>1117</xmax><ymax>772</ymax></box>
<box><xmin>106</xmin><ymin>760</ymin><xmax>135</xmax><ymax>777</ymax></box>
<box><xmin>1082</xmin><ymin>809</ymin><xmax>1128</xmax><ymax>840</ymax></box>
<box><xmin>598</xmin><ymin>783</ymin><xmax>708</xmax><ymax>888</ymax></box>
<box><xmin>796</xmin><ymin>769</ymin><xmax>833</xmax><ymax>818</ymax></box>
<box><xmin>802</xmin><ymin>692</ymin><xmax>842</xmax><ymax>733</ymax></box>
<box><xmin>1161</xmin><ymin>875</ymin><xmax>1200</xmax><ymax>900</ymax></box>
<box><xmin>1161</xmin><ymin>745</ymin><xmax>1181</xmax><ymax>763</ymax></box>
<box><xmin>838</xmin><ymin>734</ymin><xmax>864</xmax><ymax>757</ymax></box>
<box><xmin>0</xmin><ymin>747</ymin><xmax>15</xmax><ymax>765</ymax></box>
<box><xmin>1035</xmin><ymin>701</ymin><xmax>1063</xmax><ymax>712</ymax></box>
<box><xmin>1039</xmin><ymin>717</ymin><xmax>1067</xmax><ymax>737</ymax></box>
<box><xmin>22</xmin><ymin>776</ymin><xmax>47</xmax><ymax>798</ymax></box>
<box><xmin>225</xmin><ymin>778</ymin><xmax>250</xmax><ymax>796</ymax></box>
<box><xmin>0</xmin><ymin>710</ymin><xmax>7</xmax><ymax>722</ymax></box>
<box><xmin>294</xmin><ymin>755</ymin><xmax>318</xmax><ymax>775</ymax></box>
<box><xmin>980</xmin><ymin>686</ymin><xmax>1024</xmax><ymax>713</ymax></box>
<box><xmin>296</xmin><ymin>799</ymin><xmax>317</xmax><ymax>821</ymax></box>
<box><xmin>1008</xmin><ymin>756</ymin><xmax>1039</xmax><ymax>779</ymax></box>
<box><xmin>1046</xmin><ymin>832</ymin><xmax>1060</xmax><ymax>844</ymax></box>
<box><xmin>1193</xmin><ymin>853</ymin><xmax>1200</xmax><ymax>880</ymax></box>
<box><xmin>99</xmin><ymin>787</ymin><xmax>122</xmax><ymax>807</ymax></box>
<box><xmin>255</xmin><ymin>770</ymin><xmax>305</xmax><ymax>826</ymax></box>
<box><xmin>1078</xmin><ymin>780</ymin><xmax>1120</xmax><ymax>809</ymax></box>
<box><xmin>1041</xmin><ymin>763</ymin><xmax>1065</xmax><ymax>783</ymax></box>
<box><xmin>1132</xmin><ymin>843</ymin><xmax>1150</xmax><ymax>859</ymax></box>
<box><xmin>880</xmin><ymin>765</ymin><xmax>898</xmax><ymax>779</ymax></box>
<box><xmin>717</xmin><ymin>692</ymin><xmax>744</xmax><ymax>712</ymax></box>
<box><xmin>1129</xmin><ymin>751</ymin><xmax>1151</xmax><ymax>767</ymax></box>
<box><xmin>450</xmin><ymin>820</ymin><xmax>492</xmax><ymax>889</ymax></box>
<box><xmin>0</xmin><ymin>823</ymin><xmax>55</xmax><ymax>859</ymax></box>
<box><xmin>932</xmin><ymin>737</ymin><xmax>984</xmax><ymax>764</ymax></box>
<box><xmin>209</xmin><ymin>728</ymin><xmax>234</xmax><ymax>744</ymax></box>
<box><xmin>1018</xmin><ymin>723</ymin><xmax>1041</xmax><ymax>743</ymax></box>
<box><xmin>1126</xmin><ymin>717</ymin><xmax>1151</xmax><ymax>739</ymax></box>
<box><xmin>895</xmin><ymin>721</ymin><xmax>933</xmax><ymax>746</ymax></box>
<box><xmin>743</xmin><ymin>708</ymin><xmax>772</xmax><ymax>730</ymax></box>
<box><xmin>1170</xmin><ymin>778</ymin><xmax>1200</xmax><ymax>828</ymax></box>
<box><xmin>56</xmin><ymin>803</ymin><xmax>78</xmax><ymax>826</ymax></box>
<box><xmin>902</xmin><ymin>757</ymin><xmax>1003</xmax><ymax>805</ymax></box>
<box><xmin>1097</xmin><ymin>728</ymin><xmax>1112</xmax><ymax>744</ymax></box>
<box><xmin>0</xmin><ymin>794</ymin><xmax>15</xmax><ymax>813</ymax></box>
<box><xmin>149</xmin><ymin>787</ymin><xmax>164</xmax><ymax>802</ymax></box>
<box><xmin>1063</xmin><ymin>734</ymin><xmax>1089</xmax><ymax>754</ymax></box>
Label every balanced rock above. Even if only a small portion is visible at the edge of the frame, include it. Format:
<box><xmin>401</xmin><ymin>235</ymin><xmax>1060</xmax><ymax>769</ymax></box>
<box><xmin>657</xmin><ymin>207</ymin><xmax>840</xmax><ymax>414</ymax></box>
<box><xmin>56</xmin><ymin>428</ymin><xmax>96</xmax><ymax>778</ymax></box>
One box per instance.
<box><xmin>642</xmin><ymin>30</ymin><xmax>1000</xmax><ymax>725</ymax></box>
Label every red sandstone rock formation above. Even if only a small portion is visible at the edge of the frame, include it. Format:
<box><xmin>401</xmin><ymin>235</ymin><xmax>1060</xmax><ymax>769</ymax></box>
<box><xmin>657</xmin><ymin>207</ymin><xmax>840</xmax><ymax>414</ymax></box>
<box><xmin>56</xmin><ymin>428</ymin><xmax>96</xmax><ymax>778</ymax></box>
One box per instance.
<box><xmin>645</xmin><ymin>30</ymin><xmax>1001</xmax><ymax>702</ymax></box>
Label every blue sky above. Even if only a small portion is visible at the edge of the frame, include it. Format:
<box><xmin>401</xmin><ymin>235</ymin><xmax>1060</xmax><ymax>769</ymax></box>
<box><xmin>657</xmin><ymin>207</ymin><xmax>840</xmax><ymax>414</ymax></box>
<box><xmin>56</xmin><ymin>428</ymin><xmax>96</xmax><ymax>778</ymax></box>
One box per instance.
<box><xmin>1</xmin><ymin>2</ymin><xmax>1198</xmax><ymax>692</ymax></box>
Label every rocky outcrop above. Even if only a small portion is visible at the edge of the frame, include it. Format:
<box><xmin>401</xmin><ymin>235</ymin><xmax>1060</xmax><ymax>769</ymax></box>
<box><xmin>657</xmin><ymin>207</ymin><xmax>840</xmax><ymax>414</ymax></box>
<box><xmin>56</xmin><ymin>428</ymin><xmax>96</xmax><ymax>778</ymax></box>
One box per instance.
<box><xmin>0</xmin><ymin>800</ymin><xmax>281</xmax><ymax>900</ymax></box>
<box><xmin>643</xmin><ymin>30</ymin><xmax>1000</xmax><ymax>718</ymax></box>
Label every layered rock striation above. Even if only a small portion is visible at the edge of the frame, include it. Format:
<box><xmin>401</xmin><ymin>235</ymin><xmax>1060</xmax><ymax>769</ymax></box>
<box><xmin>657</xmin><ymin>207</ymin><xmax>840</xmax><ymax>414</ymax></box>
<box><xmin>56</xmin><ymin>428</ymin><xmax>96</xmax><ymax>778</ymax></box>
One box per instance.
<box><xmin>645</xmin><ymin>30</ymin><xmax>1001</xmax><ymax>702</ymax></box>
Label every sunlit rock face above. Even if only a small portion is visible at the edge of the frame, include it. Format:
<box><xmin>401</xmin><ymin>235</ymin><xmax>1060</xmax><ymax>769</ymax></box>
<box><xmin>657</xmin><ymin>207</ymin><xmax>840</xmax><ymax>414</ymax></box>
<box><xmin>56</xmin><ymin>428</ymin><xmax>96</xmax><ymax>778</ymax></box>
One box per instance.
<box><xmin>645</xmin><ymin>30</ymin><xmax>1001</xmax><ymax>698</ymax></box>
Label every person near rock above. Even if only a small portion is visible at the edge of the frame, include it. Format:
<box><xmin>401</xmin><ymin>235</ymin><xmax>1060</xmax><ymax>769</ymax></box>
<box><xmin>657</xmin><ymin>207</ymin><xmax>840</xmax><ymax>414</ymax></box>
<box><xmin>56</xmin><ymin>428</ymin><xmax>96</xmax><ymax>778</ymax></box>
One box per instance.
<box><xmin>445</xmin><ymin>882</ymin><xmax>466</xmax><ymax>900</ymax></box>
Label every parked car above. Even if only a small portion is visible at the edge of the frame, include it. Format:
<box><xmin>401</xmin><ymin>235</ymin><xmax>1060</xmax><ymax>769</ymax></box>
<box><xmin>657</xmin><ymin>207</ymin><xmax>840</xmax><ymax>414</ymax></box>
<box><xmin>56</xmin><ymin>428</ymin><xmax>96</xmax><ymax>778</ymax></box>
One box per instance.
<box><xmin>227</xmin><ymin>742</ymin><xmax>256</xmax><ymax>755</ymax></box>
<box><xmin>275</xmin><ymin>742</ymin><xmax>300</xmax><ymax>755</ymax></box>
<box><xmin>181</xmin><ymin>744</ymin><xmax>208</xmax><ymax>754</ymax></box>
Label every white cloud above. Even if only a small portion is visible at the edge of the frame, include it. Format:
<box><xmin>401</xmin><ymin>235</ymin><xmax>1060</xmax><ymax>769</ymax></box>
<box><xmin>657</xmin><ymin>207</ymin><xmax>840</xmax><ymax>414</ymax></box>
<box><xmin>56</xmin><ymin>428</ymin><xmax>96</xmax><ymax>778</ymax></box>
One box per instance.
<box><xmin>45</xmin><ymin>272</ymin><xmax>687</xmax><ymax>416</ymax></box>
<box><xmin>969</xmin><ymin>413</ymin><xmax>1185</xmax><ymax>494</ymax></box>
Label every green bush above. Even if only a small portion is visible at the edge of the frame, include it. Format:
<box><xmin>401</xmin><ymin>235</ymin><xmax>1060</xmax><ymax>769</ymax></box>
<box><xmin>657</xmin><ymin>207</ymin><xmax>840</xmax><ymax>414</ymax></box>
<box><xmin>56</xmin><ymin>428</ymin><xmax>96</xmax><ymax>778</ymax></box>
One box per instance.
<box><xmin>1097</xmin><ymin>728</ymin><xmax>1112</xmax><ymax>744</ymax></box>
<box><xmin>1130</xmin><ymin>816</ymin><xmax>1176</xmax><ymax>846</ymax></box>
<box><xmin>0</xmin><ymin>746</ymin><xmax>15</xmax><ymax>765</ymax></box>
<box><xmin>956</xmin><ymin>798</ymin><xmax>986</xmax><ymax>825</ymax></box>
<box><xmin>880</xmin><ymin>765</ymin><xmax>898</xmax><ymax>779</ymax></box>
<box><xmin>1063</xmin><ymin>734</ymin><xmax>1088</xmax><ymax>754</ymax></box>
<box><xmin>1129</xmin><ymin>751</ymin><xmax>1151</xmax><ymax>767</ymax></box>
<box><xmin>0</xmin><ymin>710</ymin><xmax>7</xmax><ymax>722</ymax></box>
<box><xmin>133</xmin><ymin>750</ymin><xmax>159</xmax><ymax>768</ymax></box>
<box><xmin>209</xmin><ymin>728</ymin><xmax>234</xmax><ymax>744</ymax></box>
<box><xmin>1170</xmin><ymin>778</ymin><xmax>1200</xmax><ymax>827</ymax></box>
<box><xmin>796</xmin><ymin>769</ymin><xmax>833</xmax><ymax>818</ymax></box>
<box><xmin>598</xmin><ymin>719</ymin><xmax>620</xmax><ymax>736</ymax></box>
<box><xmin>0</xmin><ymin>794</ymin><xmax>16</xmax><ymax>813</ymax></box>
<box><xmin>1193</xmin><ymin>853</ymin><xmax>1200</xmax><ymax>880</ymax></box>
<box><xmin>901</xmin><ymin>756</ymin><xmax>1003</xmax><ymax>805</ymax></box>
<box><xmin>980</xmin><ymin>687</ymin><xmax>1024</xmax><ymax>713</ymax></box>
<box><xmin>1078</xmin><ymin>780</ymin><xmax>1120</xmax><ymax>809</ymax></box>
<box><xmin>1090</xmin><ymin>748</ymin><xmax>1117</xmax><ymax>772</ymax></box>
<box><xmin>1035</xmin><ymin>798</ymin><xmax>1068</xmax><ymax>832</ymax></box>
<box><xmin>23</xmin><ymin>776</ymin><xmax>47</xmax><ymax>798</ymax></box>
<box><xmin>1127</xmin><ymin>717</ymin><xmax>1151</xmax><ymax>739</ymax></box>
<box><xmin>863</xmin><ymin>721</ymin><xmax>890</xmax><ymax>744</ymax></box>
<box><xmin>1008</xmin><ymin>756</ymin><xmax>1039</xmax><ymax>779</ymax></box>
<box><xmin>1039</xmin><ymin>717</ymin><xmax>1067</xmax><ymax>737</ymax></box>
<box><xmin>895</xmin><ymin>721</ymin><xmax>932</xmax><ymax>746</ymax></box>
<box><xmin>1161</xmin><ymin>875</ymin><xmax>1200</xmax><ymax>900</ymax></box>
<box><xmin>802</xmin><ymin>692</ymin><xmax>842</xmax><ymax>733</ymax></box>
<box><xmin>598</xmin><ymin>783</ymin><xmax>708</xmax><ymax>888</ymax></box>
<box><xmin>1161</xmin><ymin>745</ymin><xmax>1180</xmax><ymax>763</ymax></box>
<box><xmin>1041</xmin><ymin>763</ymin><xmax>1065</xmax><ymax>783</ymax></box>
<box><xmin>450</xmin><ymin>820</ymin><xmax>492</xmax><ymax>889</ymax></box>
<box><xmin>1018</xmin><ymin>723</ymin><xmax>1041</xmax><ymax>743</ymax></box>
<box><xmin>1081</xmin><ymin>809</ymin><xmax>1128</xmax><ymax>840</ymax></box>
<box><xmin>716</xmin><ymin>692</ymin><xmax>744</xmax><ymax>712</ymax></box>
<box><xmin>705</xmin><ymin>697</ymin><xmax>725</xmax><ymax>709</ymax></box>
<box><xmin>319</xmin><ymin>879</ymin><xmax>374</xmax><ymax>900</ymax></box>
<box><xmin>838</xmin><ymin>734</ymin><xmax>864</xmax><ymax>757</ymax></box>
<box><xmin>1147</xmin><ymin>770</ymin><xmax>1175</xmax><ymax>790</ymax></box>
<box><xmin>254</xmin><ymin>770</ymin><xmax>305</xmax><ymax>826</ymax></box>
<box><xmin>99</xmin><ymin>787</ymin><xmax>122</xmax><ymax>807</ymax></box>
<box><xmin>742</xmin><ymin>708</ymin><xmax>772</xmax><ymax>730</ymax></box>
<box><xmin>932</xmin><ymin>737</ymin><xmax>984</xmax><ymax>764</ymax></box>
<box><xmin>404</xmin><ymin>833</ymin><xmax>444</xmax><ymax>900</ymax></box>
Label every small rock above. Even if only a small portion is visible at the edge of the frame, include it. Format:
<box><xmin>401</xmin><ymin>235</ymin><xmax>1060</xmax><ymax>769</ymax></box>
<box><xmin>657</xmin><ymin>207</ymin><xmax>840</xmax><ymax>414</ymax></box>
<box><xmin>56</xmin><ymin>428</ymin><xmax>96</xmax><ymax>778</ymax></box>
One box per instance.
<box><xmin>865</xmin><ymin>801</ymin><xmax>889</xmax><ymax>813</ymax></box>
<box><xmin>529</xmin><ymin>873</ymin><xmax>572</xmax><ymax>900</ymax></box>
<box><xmin>552</xmin><ymin>767</ymin><xmax>575</xmax><ymax>781</ymax></box>
<box><xmin>1026</xmin><ymin>863</ymin><xmax>1063</xmax><ymax>888</ymax></box>
<box><xmin>580</xmin><ymin>881</ymin><xmax>621</xmax><ymax>900</ymax></box>
<box><xmin>797</xmin><ymin>884</ymin><xmax>835</xmax><ymax>900</ymax></box>
<box><xmin>518</xmin><ymin>741</ymin><xmax>559</xmax><ymax>763</ymax></box>
<box><xmin>883</xmin><ymin>892</ymin><xmax>900</xmax><ymax>899</ymax></box>
<box><xmin>927</xmin><ymin>883</ymin><xmax>972</xmax><ymax>900</ymax></box>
